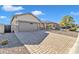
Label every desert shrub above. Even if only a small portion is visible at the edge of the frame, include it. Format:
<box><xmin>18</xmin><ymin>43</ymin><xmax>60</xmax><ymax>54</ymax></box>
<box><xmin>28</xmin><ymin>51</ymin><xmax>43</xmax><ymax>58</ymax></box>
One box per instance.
<box><xmin>69</xmin><ymin>27</ymin><xmax>77</xmax><ymax>31</ymax></box>
<box><xmin>0</xmin><ymin>40</ymin><xmax>8</xmax><ymax>45</ymax></box>
<box><xmin>47</xmin><ymin>24</ymin><xmax>52</xmax><ymax>30</ymax></box>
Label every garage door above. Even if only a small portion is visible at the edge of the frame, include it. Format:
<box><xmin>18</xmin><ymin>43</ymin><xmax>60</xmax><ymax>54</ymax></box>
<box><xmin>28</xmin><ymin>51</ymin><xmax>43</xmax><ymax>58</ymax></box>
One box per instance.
<box><xmin>18</xmin><ymin>22</ymin><xmax>38</xmax><ymax>32</ymax></box>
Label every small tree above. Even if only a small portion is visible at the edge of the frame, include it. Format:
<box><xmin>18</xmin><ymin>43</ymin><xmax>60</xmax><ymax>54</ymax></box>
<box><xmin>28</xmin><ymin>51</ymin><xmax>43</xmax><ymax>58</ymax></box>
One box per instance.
<box><xmin>60</xmin><ymin>15</ymin><xmax>75</xmax><ymax>30</ymax></box>
<box><xmin>47</xmin><ymin>24</ymin><xmax>52</xmax><ymax>30</ymax></box>
<box><xmin>69</xmin><ymin>24</ymin><xmax>77</xmax><ymax>31</ymax></box>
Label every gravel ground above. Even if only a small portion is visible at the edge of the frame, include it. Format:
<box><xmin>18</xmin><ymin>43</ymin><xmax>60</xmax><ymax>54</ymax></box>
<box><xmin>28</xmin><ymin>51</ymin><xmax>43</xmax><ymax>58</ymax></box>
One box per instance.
<box><xmin>0</xmin><ymin>33</ymin><xmax>30</xmax><ymax>54</ymax></box>
<box><xmin>0</xmin><ymin>46</ymin><xmax>30</xmax><ymax>54</ymax></box>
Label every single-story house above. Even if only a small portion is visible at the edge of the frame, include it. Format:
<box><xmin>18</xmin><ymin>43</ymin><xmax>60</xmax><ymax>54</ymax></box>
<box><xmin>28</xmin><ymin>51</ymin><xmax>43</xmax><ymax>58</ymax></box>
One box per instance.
<box><xmin>46</xmin><ymin>22</ymin><xmax>60</xmax><ymax>30</ymax></box>
<box><xmin>39</xmin><ymin>23</ymin><xmax>46</xmax><ymax>30</ymax></box>
<box><xmin>11</xmin><ymin>13</ymin><xmax>41</xmax><ymax>32</ymax></box>
<box><xmin>39</xmin><ymin>21</ymin><xmax>60</xmax><ymax>30</ymax></box>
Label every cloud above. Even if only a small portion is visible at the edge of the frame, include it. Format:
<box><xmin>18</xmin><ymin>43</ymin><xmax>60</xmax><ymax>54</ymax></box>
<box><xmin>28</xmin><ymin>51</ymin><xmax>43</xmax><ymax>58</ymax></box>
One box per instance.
<box><xmin>1</xmin><ymin>5</ymin><xmax>24</xmax><ymax>12</ymax></box>
<box><xmin>70</xmin><ymin>11</ymin><xmax>79</xmax><ymax>16</ymax></box>
<box><xmin>0</xmin><ymin>16</ymin><xmax>7</xmax><ymax>19</ymax></box>
<box><xmin>32</xmin><ymin>10</ymin><xmax>44</xmax><ymax>16</ymax></box>
<box><xmin>15</xmin><ymin>12</ymin><xmax>23</xmax><ymax>15</ymax></box>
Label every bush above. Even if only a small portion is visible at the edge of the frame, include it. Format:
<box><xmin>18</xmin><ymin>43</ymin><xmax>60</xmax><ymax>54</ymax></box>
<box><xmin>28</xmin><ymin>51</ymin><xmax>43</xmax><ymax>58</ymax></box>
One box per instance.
<box><xmin>0</xmin><ymin>40</ymin><xmax>8</xmax><ymax>46</ymax></box>
<box><xmin>47</xmin><ymin>25</ymin><xmax>52</xmax><ymax>30</ymax></box>
<box><xmin>55</xmin><ymin>27</ymin><xmax>60</xmax><ymax>30</ymax></box>
<box><xmin>69</xmin><ymin>27</ymin><xmax>77</xmax><ymax>31</ymax></box>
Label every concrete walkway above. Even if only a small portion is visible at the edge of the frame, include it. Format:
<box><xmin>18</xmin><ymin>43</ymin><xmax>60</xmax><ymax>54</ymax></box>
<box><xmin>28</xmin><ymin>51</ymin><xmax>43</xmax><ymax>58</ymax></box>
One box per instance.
<box><xmin>69</xmin><ymin>33</ymin><xmax>79</xmax><ymax>54</ymax></box>
<box><xmin>15</xmin><ymin>31</ymin><xmax>77</xmax><ymax>54</ymax></box>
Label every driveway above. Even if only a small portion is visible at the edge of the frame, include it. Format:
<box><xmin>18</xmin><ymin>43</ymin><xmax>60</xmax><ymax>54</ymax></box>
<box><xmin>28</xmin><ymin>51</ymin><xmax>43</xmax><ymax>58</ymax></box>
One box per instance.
<box><xmin>15</xmin><ymin>30</ymin><xmax>77</xmax><ymax>54</ymax></box>
<box><xmin>15</xmin><ymin>30</ymin><xmax>48</xmax><ymax>45</ymax></box>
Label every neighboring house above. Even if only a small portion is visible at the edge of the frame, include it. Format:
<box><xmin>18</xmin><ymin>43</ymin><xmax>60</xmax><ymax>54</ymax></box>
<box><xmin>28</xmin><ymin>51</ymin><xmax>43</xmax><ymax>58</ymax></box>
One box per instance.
<box><xmin>39</xmin><ymin>21</ymin><xmax>60</xmax><ymax>30</ymax></box>
<box><xmin>11</xmin><ymin>13</ymin><xmax>41</xmax><ymax>32</ymax></box>
<box><xmin>46</xmin><ymin>22</ymin><xmax>60</xmax><ymax>30</ymax></box>
<box><xmin>39</xmin><ymin>23</ymin><xmax>46</xmax><ymax>30</ymax></box>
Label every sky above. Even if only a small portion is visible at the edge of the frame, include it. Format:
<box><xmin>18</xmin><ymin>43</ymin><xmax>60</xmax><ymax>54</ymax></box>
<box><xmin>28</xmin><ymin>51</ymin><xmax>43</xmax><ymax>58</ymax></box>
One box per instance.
<box><xmin>0</xmin><ymin>5</ymin><xmax>79</xmax><ymax>25</ymax></box>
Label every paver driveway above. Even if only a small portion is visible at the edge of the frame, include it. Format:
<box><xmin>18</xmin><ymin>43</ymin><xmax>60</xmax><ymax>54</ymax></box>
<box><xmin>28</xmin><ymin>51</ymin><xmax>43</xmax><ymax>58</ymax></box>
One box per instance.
<box><xmin>15</xmin><ymin>30</ymin><xmax>77</xmax><ymax>54</ymax></box>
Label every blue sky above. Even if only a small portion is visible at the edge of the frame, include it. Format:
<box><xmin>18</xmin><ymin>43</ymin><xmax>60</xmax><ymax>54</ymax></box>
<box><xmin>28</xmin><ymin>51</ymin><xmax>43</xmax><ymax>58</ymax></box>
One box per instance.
<box><xmin>0</xmin><ymin>5</ymin><xmax>79</xmax><ymax>25</ymax></box>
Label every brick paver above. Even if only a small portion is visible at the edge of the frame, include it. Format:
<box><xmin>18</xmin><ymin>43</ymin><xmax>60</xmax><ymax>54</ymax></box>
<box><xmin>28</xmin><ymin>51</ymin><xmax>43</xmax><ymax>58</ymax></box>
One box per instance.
<box><xmin>15</xmin><ymin>31</ymin><xmax>77</xmax><ymax>54</ymax></box>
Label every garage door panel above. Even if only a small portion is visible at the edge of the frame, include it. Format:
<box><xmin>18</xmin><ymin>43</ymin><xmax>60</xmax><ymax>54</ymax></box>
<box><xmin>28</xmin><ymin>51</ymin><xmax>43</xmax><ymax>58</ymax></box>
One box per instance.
<box><xmin>19</xmin><ymin>22</ymin><xmax>37</xmax><ymax>32</ymax></box>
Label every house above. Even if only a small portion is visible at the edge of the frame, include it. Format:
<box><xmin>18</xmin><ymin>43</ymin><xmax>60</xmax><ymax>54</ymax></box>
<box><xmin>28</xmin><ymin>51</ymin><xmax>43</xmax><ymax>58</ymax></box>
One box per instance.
<box><xmin>39</xmin><ymin>23</ymin><xmax>46</xmax><ymax>30</ymax></box>
<box><xmin>11</xmin><ymin>13</ymin><xmax>41</xmax><ymax>32</ymax></box>
<box><xmin>46</xmin><ymin>22</ymin><xmax>60</xmax><ymax>30</ymax></box>
<box><xmin>39</xmin><ymin>21</ymin><xmax>60</xmax><ymax>30</ymax></box>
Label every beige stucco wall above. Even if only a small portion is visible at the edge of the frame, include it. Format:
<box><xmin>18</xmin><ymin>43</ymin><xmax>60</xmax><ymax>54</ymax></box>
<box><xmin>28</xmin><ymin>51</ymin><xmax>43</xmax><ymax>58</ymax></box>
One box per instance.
<box><xmin>0</xmin><ymin>24</ymin><xmax>4</xmax><ymax>33</ymax></box>
<box><xmin>11</xmin><ymin>25</ymin><xmax>18</xmax><ymax>32</ymax></box>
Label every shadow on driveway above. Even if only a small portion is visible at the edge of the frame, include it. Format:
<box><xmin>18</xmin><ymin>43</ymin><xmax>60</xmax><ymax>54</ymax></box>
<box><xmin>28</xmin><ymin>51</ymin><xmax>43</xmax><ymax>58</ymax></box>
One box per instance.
<box><xmin>15</xmin><ymin>30</ymin><xmax>49</xmax><ymax>45</ymax></box>
<box><xmin>0</xmin><ymin>30</ymin><xmax>49</xmax><ymax>48</ymax></box>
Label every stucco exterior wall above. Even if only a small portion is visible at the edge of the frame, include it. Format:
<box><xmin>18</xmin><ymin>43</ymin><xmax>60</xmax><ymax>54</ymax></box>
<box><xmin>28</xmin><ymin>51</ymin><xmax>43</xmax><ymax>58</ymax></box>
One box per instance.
<box><xmin>0</xmin><ymin>24</ymin><xmax>4</xmax><ymax>33</ymax></box>
<box><xmin>11</xmin><ymin>25</ymin><xmax>18</xmax><ymax>32</ymax></box>
<box><xmin>11</xmin><ymin>17</ymin><xmax>18</xmax><ymax>32</ymax></box>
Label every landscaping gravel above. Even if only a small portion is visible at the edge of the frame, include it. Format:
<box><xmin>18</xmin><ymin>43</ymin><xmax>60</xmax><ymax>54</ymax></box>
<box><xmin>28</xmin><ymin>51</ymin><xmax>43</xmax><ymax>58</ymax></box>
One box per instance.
<box><xmin>0</xmin><ymin>33</ymin><xmax>30</xmax><ymax>54</ymax></box>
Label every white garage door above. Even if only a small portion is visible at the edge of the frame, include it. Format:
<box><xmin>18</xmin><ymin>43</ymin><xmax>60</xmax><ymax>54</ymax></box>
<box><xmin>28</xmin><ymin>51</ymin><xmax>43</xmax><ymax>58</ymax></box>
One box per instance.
<box><xmin>18</xmin><ymin>22</ymin><xmax>38</xmax><ymax>32</ymax></box>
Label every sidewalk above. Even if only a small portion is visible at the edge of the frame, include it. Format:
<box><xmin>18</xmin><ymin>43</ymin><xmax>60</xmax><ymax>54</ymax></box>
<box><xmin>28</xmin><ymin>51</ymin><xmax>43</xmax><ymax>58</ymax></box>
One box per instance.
<box><xmin>69</xmin><ymin>33</ymin><xmax>79</xmax><ymax>54</ymax></box>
